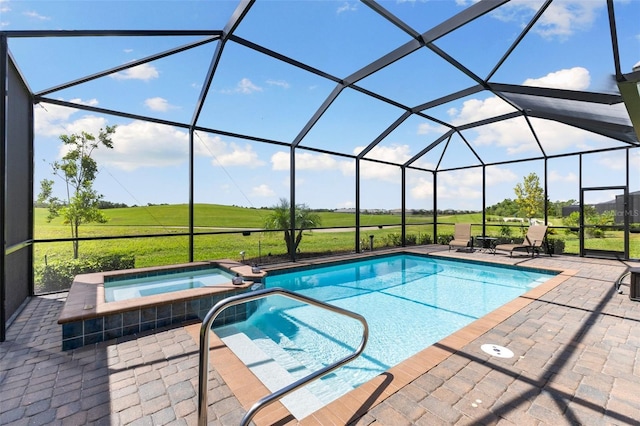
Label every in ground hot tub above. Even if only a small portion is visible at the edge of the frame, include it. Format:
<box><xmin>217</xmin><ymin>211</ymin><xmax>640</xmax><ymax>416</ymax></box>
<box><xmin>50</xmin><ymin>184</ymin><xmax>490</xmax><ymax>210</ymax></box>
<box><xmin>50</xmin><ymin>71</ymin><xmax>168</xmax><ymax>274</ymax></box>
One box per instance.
<box><xmin>104</xmin><ymin>267</ymin><xmax>235</xmax><ymax>302</ymax></box>
<box><xmin>58</xmin><ymin>260</ymin><xmax>266</xmax><ymax>350</ymax></box>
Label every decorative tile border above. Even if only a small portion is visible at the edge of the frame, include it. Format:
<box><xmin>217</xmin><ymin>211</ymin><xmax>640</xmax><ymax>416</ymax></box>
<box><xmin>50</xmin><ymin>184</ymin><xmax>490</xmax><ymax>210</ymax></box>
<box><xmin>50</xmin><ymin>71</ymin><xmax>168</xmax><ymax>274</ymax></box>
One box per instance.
<box><xmin>62</xmin><ymin>289</ymin><xmax>258</xmax><ymax>351</ymax></box>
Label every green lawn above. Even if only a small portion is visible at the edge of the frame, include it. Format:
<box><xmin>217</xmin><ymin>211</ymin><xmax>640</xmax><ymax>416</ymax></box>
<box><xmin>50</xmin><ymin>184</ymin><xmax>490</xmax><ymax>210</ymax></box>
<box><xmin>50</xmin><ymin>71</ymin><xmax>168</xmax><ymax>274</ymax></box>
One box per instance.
<box><xmin>33</xmin><ymin>205</ymin><xmax>639</xmax><ymax>293</ymax></box>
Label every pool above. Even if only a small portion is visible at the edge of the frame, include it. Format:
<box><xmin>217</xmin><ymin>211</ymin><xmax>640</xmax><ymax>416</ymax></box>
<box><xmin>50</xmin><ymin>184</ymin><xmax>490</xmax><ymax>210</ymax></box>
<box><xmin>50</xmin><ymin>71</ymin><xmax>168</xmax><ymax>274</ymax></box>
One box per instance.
<box><xmin>214</xmin><ymin>254</ymin><xmax>557</xmax><ymax>418</ymax></box>
<box><xmin>104</xmin><ymin>267</ymin><xmax>235</xmax><ymax>302</ymax></box>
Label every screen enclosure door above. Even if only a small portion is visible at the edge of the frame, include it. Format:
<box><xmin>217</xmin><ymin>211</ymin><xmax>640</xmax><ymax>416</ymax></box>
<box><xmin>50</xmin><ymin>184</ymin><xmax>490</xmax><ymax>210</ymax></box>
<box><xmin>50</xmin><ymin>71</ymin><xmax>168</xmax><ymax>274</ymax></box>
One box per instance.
<box><xmin>580</xmin><ymin>187</ymin><xmax>629</xmax><ymax>260</ymax></box>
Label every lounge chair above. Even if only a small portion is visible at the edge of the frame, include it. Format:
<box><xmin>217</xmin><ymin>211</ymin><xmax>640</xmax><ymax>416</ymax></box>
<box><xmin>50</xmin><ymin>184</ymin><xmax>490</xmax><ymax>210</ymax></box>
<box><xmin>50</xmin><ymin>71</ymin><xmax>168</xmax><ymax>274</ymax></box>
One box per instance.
<box><xmin>449</xmin><ymin>223</ymin><xmax>472</xmax><ymax>251</ymax></box>
<box><xmin>495</xmin><ymin>225</ymin><xmax>549</xmax><ymax>257</ymax></box>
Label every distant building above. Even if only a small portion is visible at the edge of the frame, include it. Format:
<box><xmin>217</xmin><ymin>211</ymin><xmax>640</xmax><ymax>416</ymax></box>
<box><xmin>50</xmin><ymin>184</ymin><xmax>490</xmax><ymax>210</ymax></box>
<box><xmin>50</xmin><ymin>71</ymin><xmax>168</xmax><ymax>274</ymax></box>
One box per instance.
<box><xmin>561</xmin><ymin>191</ymin><xmax>640</xmax><ymax>224</ymax></box>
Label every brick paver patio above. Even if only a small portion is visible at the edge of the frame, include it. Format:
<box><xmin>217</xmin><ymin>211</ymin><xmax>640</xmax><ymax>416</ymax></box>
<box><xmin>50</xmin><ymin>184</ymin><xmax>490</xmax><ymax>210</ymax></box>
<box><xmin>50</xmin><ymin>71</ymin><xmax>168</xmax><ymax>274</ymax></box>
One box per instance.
<box><xmin>1</xmin><ymin>248</ymin><xmax>639</xmax><ymax>425</ymax></box>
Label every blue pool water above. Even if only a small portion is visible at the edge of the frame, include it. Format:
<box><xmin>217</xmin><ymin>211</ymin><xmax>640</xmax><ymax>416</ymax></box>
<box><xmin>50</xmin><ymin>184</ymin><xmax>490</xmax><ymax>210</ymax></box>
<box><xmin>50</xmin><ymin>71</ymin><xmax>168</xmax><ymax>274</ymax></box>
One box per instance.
<box><xmin>104</xmin><ymin>267</ymin><xmax>234</xmax><ymax>302</ymax></box>
<box><xmin>214</xmin><ymin>254</ymin><xmax>555</xmax><ymax>414</ymax></box>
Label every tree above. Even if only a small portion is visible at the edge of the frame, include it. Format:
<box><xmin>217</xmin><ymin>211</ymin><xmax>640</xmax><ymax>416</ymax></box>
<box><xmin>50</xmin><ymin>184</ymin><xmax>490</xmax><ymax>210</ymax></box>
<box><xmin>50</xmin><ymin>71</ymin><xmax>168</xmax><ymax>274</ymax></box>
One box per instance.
<box><xmin>548</xmin><ymin>199</ymin><xmax>577</xmax><ymax>217</ymax></box>
<box><xmin>263</xmin><ymin>198</ymin><xmax>322</xmax><ymax>256</ymax></box>
<box><xmin>514</xmin><ymin>173</ymin><xmax>544</xmax><ymax>220</ymax></box>
<box><xmin>564</xmin><ymin>206</ymin><xmax>614</xmax><ymax>238</ymax></box>
<box><xmin>486</xmin><ymin>198</ymin><xmax>519</xmax><ymax>217</ymax></box>
<box><xmin>37</xmin><ymin>126</ymin><xmax>117</xmax><ymax>258</ymax></box>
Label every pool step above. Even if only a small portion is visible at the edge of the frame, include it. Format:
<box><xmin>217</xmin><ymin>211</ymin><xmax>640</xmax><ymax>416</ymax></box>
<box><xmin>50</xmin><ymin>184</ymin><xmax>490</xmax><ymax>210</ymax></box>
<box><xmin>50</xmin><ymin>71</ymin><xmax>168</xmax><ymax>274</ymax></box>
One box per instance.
<box><xmin>240</xmin><ymin>325</ymin><xmax>355</xmax><ymax>403</ymax></box>
<box><xmin>216</xmin><ymin>325</ymin><xmax>326</xmax><ymax>420</ymax></box>
<box><xmin>244</xmin><ymin>324</ymin><xmax>353</xmax><ymax>404</ymax></box>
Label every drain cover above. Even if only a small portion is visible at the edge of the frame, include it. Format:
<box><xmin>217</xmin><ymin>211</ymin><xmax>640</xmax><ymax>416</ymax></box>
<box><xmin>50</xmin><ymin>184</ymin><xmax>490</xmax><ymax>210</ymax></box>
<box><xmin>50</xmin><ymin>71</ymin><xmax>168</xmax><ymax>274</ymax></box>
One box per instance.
<box><xmin>481</xmin><ymin>344</ymin><xmax>514</xmax><ymax>358</ymax></box>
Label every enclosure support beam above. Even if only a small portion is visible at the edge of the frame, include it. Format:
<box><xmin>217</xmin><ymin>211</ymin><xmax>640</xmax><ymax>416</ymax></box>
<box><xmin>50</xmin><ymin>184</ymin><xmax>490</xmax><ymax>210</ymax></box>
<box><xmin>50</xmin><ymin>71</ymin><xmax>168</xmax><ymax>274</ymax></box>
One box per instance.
<box><xmin>0</xmin><ymin>35</ymin><xmax>7</xmax><ymax>342</ymax></box>
<box><xmin>189</xmin><ymin>129</ymin><xmax>194</xmax><ymax>262</ymax></box>
<box><xmin>482</xmin><ymin>165</ymin><xmax>486</xmax><ymax>237</ymax></box>
<box><xmin>355</xmin><ymin>159</ymin><xmax>361</xmax><ymax>253</ymax></box>
<box><xmin>433</xmin><ymin>171</ymin><xmax>438</xmax><ymax>243</ymax></box>
<box><xmin>401</xmin><ymin>166</ymin><xmax>406</xmax><ymax>247</ymax></box>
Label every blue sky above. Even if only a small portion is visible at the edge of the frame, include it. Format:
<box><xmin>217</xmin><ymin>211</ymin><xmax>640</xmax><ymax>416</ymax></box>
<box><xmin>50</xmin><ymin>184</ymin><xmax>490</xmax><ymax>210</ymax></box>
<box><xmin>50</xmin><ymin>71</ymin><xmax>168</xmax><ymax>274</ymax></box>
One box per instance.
<box><xmin>2</xmin><ymin>0</ymin><xmax>639</xmax><ymax>212</ymax></box>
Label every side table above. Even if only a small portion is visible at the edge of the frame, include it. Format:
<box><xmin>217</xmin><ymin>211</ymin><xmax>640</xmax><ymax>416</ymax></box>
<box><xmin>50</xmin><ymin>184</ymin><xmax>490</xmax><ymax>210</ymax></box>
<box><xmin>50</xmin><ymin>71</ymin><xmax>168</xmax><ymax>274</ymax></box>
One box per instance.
<box><xmin>475</xmin><ymin>236</ymin><xmax>497</xmax><ymax>254</ymax></box>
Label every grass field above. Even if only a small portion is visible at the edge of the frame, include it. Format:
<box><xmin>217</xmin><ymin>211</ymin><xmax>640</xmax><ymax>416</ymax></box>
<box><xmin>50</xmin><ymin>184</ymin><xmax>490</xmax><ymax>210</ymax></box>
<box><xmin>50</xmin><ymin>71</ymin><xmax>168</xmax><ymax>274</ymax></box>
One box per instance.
<box><xmin>34</xmin><ymin>204</ymin><xmax>436</xmax><ymax>268</ymax></box>
<box><xmin>33</xmin><ymin>204</ymin><xmax>638</xmax><ymax>292</ymax></box>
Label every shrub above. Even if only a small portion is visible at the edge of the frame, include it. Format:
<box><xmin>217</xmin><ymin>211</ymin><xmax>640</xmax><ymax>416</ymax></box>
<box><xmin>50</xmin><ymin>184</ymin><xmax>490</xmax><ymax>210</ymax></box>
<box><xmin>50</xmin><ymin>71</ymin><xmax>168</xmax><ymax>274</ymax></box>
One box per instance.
<box><xmin>546</xmin><ymin>238</ymin><xmax>565</xmax><ymax>254</ymax></box>
<box><xmin>437</xmin><ymin>233</ymin><xmax>454</xmax><ymax>245</ymax></box>
<box><xmin>417</xmin><ymin>233</ymin><xmax>433</xmax><ymax>245</ymax></box>
<box><xmin>382</xmin><ymin>233</ymin><xmax>403</xmax><ymax>247</ymax></box>
<box><xmin>36</xmin><ymin>252</ymin><xmax>135</xmax><ymax>293</ymax></box>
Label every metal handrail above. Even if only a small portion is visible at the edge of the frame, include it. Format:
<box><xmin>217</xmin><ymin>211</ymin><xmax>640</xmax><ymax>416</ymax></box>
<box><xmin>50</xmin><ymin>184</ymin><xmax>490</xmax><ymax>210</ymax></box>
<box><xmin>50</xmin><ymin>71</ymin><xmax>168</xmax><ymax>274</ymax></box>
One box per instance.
<box><xmin>197</xmin><ymin>287</ymin><xmax>369</xmax><ymax>426</ymax></box>
<box><xmin>616</xmin><ymin>270</ymin><xmax>631</xmax><ymax>294</ymax></box>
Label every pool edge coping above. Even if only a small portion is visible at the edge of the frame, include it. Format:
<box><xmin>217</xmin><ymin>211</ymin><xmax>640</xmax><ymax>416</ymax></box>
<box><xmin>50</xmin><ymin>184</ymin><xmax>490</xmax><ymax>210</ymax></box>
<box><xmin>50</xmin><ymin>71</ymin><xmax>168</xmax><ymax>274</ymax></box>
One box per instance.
<box><xmin>57</xmin><ymin>259</ymin><xmax>266</xmax><ymax>324</ymax></box>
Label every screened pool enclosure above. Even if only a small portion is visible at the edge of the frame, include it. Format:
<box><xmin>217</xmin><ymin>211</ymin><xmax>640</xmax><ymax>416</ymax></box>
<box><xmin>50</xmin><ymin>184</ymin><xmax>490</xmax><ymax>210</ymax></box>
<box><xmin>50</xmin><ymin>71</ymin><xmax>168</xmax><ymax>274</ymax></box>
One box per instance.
<box><xmin>1</xmin><ymin>0</ymin><xmax>639</xmax><ymax>339</ymax></box>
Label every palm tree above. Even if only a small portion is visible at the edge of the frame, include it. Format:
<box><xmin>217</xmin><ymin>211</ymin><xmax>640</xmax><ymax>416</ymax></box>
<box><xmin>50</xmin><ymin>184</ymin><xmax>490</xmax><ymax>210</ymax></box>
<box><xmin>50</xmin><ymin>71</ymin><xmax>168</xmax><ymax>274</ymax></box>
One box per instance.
<box><xmin>263</xmin><ymin>198</ymin><xmax>322</xmax><ymax>257</ymax></box>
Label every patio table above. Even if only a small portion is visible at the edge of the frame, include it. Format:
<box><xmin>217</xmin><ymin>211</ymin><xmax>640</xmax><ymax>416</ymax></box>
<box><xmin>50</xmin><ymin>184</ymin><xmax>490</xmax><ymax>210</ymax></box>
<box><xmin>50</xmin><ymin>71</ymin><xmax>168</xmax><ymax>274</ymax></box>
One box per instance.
<box><xmin>475</xmin><ymin>236</ymin><xmax>497</xmax><ymax>254</ymax></box>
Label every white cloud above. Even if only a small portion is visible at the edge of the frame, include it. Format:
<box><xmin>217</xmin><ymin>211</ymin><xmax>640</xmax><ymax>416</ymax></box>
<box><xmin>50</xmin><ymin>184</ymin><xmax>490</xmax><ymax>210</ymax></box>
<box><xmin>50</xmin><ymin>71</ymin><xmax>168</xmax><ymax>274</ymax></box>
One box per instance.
<box><xmin>144</xmin><ymin>97</ymin><xmax>176</xmax><ymax>112</ymax></box>
<box><xmin>97</xmin><ymin>121</ymin><xmax>188</xmax><ymax>171</ymax></box>
<box><xmin>632</xmin><ymin>150</ymin><xmax>640</xmax><ymax>169</ymax></box>
<box><xmin>271</xmin><ymin>151</ymin><xmax>289</xmax><ymax>170</ymax></box>
<box><xmin>597</xmin><ymin>153</ymin><xmax>627</xmax><ymax>171</ymax></box>
<box><xmin>535</xmin><ymin>1</ymin><xmax>601</xmax><ymax>40</ymax></box>
<box><xmin>359</xmin><ymin>144</ymin><xmax>412</xmax><ymax>164</ymax></box>
<box><xmin>436</xmin><ymin>182</ymin><xmax>482</xmax><ymax>201</ymax></box>
<box><xmin>528</xmin><ymin>117</ymin><xmax>612</xmax><ymax>154</ymax></box>
<box><xmin>442</xmin><ymin>67</ymin><xmax>614</xmax><ymax>156</ymax></box>
<box><xmin>110</xmin><ymin>63</ymin><xmax>159</xmax><ymax>81</ymax></box>
<box><xmin>548</xmin><ymin>170</ymin><xmax>578</xmax><ymax>183</ymax></box>
<box><xmin>487</xmin><ymin>1</ymin><xmax>602</xmax><ymax>40</ymax></box>
<box><xmin>417</xmin><ymin>122</ymin><xmax>448</xmax><ymax>135</ymax></box>
<box><xmin>470</xmin><ymin>118</ymin><xmax>540</xmax><ymax>155</ymax></box>
<box><xmin>360</xmin><ymin>161</ymin><xmax>400</xmax><ymax>182</ymax></box>
<box><xmin>36</xmin><ymin>104</ymin><xmax>267</xmax><ymax>171</ymax></box>
<box><xmin>100</xmin><ymin>123</ymin><xmax>264</xmax><ymax>172</ymax></box>
<box><xmin>409</xmin><ymin>166</ymin><xmax>518</xmax><ymax>203</ymax></box>
<box><xmin>34</xmin><ymin>99</ymin><xmax>102</xmax><ymax>138</ymax></box>
<box><xmin>448</xmin><ymin>96</ymin><xmax>515</xmax><ymax>126</ymax></box>
<box><xmin>523</xmin><ymin>67</ymin><xmax>590</xmax><ymax>90</ymax></box>
<box><xmin>250</xmin><ymin>184</ymin><xmax>276</xmax><ymax>197</ymax></box>
<box><xmin>266</xmin><ymin>79</ymin><xmax>290</xmax><ymax>89</ymax></box>
<box><xmin>210</xmin><ymin>142</ymin><xmax>264</xmax><ymax>168</ymax></box>
<box><xmin>337</xmin><ymin>2</ymin><xmax>357</xmax><ymax>14</ymax></box>
<box><xmin>409</xmin><ymin>176</ymin><xmax>433</xmax><ymax>200</ymax></box>
<box><xmin>194</xmin><ymin>133</ymin><xmax>265</xmax><ymax>168</ymax></box>
<box><xmin>24</xmin><ymin>10</ymin><xmax>50</xmax><ymax>20</ymax></box>
<box><xmin>297</xmin><ymin>152</ymin><xmax>339</xmax><ymax>170</ymax></box>
<box><xmin>223</xmin><ymin>78</ymin><xmax>262</xmax><ymax>95</ymax></box>
<box><xmin>272</xmin><ymin>149</ymin><xmax>405</xmax><ymax>183</ymax></box>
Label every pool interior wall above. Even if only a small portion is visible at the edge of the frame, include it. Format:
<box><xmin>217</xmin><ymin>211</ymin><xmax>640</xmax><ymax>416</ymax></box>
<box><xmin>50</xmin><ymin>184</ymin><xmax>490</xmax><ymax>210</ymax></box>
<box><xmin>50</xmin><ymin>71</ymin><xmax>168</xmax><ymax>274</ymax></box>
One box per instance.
<box><xmin>58</xmin><ymin>260</ymin><xmax>266</xmax><ymax>350</ymax></box>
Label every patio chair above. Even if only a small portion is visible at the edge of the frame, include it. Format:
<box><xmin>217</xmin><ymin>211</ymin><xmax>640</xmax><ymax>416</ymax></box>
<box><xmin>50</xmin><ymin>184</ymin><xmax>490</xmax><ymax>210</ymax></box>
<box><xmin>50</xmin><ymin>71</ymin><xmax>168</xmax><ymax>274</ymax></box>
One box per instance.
<box><xmin>495</xmin><ymin>225</ymin><xmax>549</xmax><ymax>257</ymax></box>
<box><xmin>449</xmin><ymin>223</ymin><xmax>473</xmax><ymax>252</ymax></box>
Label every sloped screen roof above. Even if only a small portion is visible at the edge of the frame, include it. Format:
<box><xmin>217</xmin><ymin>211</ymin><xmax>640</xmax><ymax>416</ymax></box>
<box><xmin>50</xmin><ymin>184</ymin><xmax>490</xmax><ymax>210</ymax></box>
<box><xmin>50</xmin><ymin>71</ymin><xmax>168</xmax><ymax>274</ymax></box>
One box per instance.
<box><xmin>2</xmin><ymin>0</ymin><xmax>639</xmax><ymax>208</ymax></box>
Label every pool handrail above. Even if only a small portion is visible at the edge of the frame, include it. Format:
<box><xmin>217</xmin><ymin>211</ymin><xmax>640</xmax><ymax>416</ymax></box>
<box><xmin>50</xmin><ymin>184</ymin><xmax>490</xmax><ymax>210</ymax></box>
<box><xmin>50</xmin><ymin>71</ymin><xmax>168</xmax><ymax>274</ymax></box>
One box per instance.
<box><xmin>197</xmin><ymin>287</ymin><xmax>369</xmax><ymax>426</ymax></box>
<box><xmin>615</xmin><ymin>270</ymin><xmax>632</xmax><ymax>294</ymax></box>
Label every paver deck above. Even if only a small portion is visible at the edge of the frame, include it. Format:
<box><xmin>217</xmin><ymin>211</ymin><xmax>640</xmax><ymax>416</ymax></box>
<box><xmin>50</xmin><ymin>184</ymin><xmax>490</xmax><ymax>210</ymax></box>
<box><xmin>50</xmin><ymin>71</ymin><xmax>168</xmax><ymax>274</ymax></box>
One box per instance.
<box><xmin>1</xmin><ymin>247</ymin><xmax>639</xmax><ymax>425</ymax></box>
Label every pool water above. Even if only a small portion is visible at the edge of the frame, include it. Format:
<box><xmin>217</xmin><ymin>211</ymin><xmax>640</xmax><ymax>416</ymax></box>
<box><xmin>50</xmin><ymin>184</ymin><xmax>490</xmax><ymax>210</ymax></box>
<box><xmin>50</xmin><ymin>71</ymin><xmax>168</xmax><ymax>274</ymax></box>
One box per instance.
<box><xmin>104</xmin><ymin>267</ymin><xmax>234</xmax><ymax>302</ymax></box>
<box><xmin>214</xmin><ymin>254</ymin><xmax>555</xmax><ymax>415</ymax></box>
